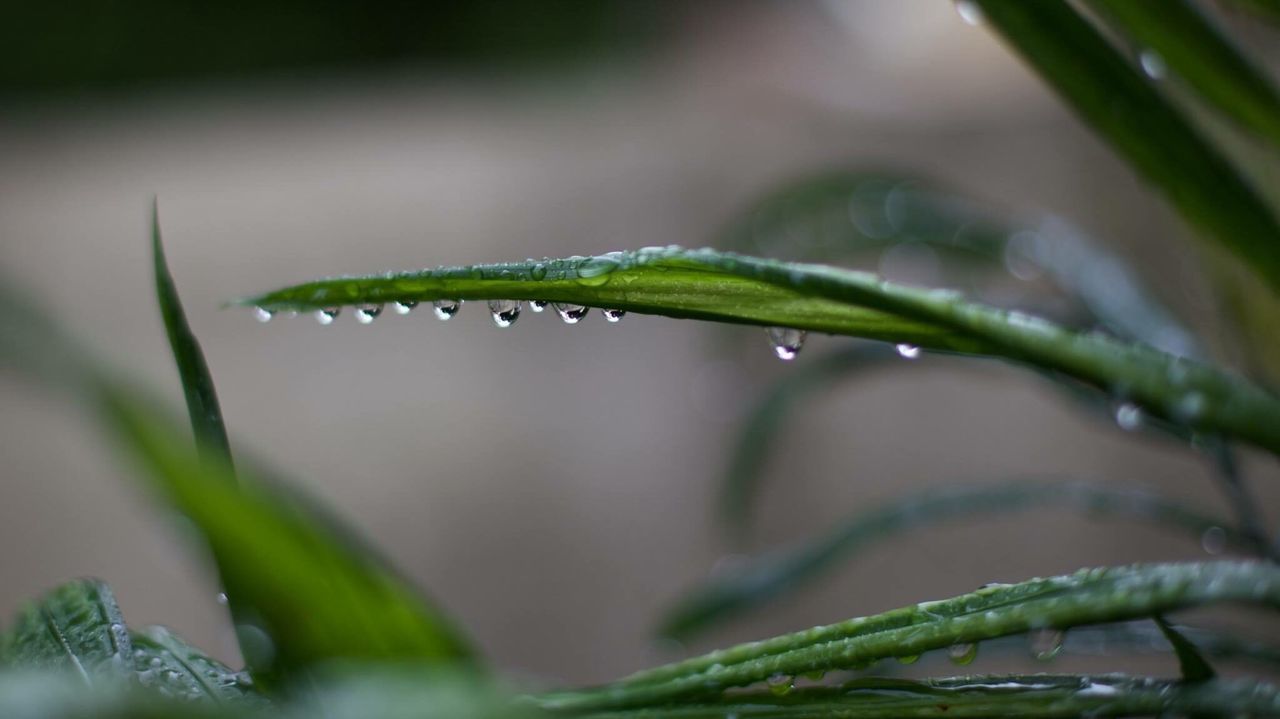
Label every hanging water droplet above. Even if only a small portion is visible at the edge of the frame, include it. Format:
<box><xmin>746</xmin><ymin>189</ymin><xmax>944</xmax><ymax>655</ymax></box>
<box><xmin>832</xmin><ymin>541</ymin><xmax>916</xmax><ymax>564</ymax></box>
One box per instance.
<box><xmin>1029</xmin><ymin>629</ymin><xmax>1064</xmax><ymax>661</ymax></box>
<box><xmin>948</xmin><ymin>642</ymin><xmax>978</xmax><ymax>665</ymax></box>
<box><xmin>215</xmin><ymin>592</ymin><xmax>228</xmax><ymax>606</ymax></box>
<box><xmin>392</xmin><ymin>300</ymin><xmax>418</xmax><ymax>315</ymax></box>
<box><xmin>766</xmin><ymin>327</ymin><xmax>806</xmax><ymax>361</ymax></box>
<box><xmin>1114</xmin><ymin>402</ymin><xmax>1142</xmax><ymax>431</ymax></box>
<box><xmin>895</xmin><ymin>343</ymin><xmax>920</xmax><ymax>359</ymax></box>
<box><xmin>896</xmin><ymin>654</ymin><xmax>920</xmax><ymax>665</ymax></box>
<box><xmin>803</xmin><ymin>670</ymin><xmax>826</xmax><ymax>682</ymax></box>
<box><xmin>601</xmin><ymin>308</ymin><xmax>626</xmax><ymax>323</ymax></box>
<box><xmin>554</xmin><ymin>303</ymin><xmax>590</xmax><ymax>324</ymax></box>
<box><xmin>1200</xmin><ymin>526</ymin><xmax>1226</xmax><ymax>555</ymax></box>
<box><xmin>252</xmin><ymin>307</ymin><xmax>275</xmax><ymax>323</ymax></box>
<box><xmin>955</xmin><ymin>0</ymin><xmax>983</xmax><ymax>25</ymax></box>
<box><xmin>433</xmin><ymin>299</ymin><xmax>461</xmax><ymax>320</ymax></box>
<box><xmin>488</xmin><ymin>299</ymin><xmax>521</xmax><ymax>327</ymax></box>
<box><xmin>766</xmin><ymin>673</ymin><xmax>794</xmax><ymax>696</ymax></box>
<box><xmin>529</xmin><ymin>300</ymin><xmax>548</xmax><ymax>313</ymax></box>
<box><xmin>354</xmin><ymin>304</ymin><xmax>383</xmax><ymax>324</ymax></box>
<box><xmin>1139</xmin><ymin>50</ymin><xmax>1166</xmax><ymax>80</ymax></box>
<box><xmin>315</xmin><ymin>307</ymin><xmax>340</xmax><ymax>325</ymax></box>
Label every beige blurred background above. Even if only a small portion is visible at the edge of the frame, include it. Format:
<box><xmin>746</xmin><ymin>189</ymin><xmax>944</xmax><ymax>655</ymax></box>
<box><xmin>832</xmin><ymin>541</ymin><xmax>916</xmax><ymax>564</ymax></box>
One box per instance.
<box><xmin>2</xmin><ymin>0</ymin><xmax>1278</xmax><ymax>685</ymax></box>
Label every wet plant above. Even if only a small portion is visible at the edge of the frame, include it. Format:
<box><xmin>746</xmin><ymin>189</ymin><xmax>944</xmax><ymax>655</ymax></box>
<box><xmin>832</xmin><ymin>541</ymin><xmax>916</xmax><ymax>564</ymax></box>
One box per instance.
<box><xmin>4</xmin><ymin>1</ymin><xmax>1280</xmax><ymax>717</ymax></box>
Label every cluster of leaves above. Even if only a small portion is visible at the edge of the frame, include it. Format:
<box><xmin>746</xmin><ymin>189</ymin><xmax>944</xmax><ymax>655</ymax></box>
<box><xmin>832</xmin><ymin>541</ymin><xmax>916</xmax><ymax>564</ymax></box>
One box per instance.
<box><xmin>4</xmin><ymin>0</ymin><xmax>1280</xmax><ymax>717</ymax></box>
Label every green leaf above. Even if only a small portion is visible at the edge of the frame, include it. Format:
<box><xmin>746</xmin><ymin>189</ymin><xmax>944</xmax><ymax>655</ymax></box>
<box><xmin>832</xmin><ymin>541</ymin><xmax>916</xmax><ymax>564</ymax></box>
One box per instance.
<box><xmin>130</xmin><ymin>625</ymin><xmax>263</xmax><ymax>704</ymax></box>
<box><xmin>665</xmin><ymin>480</ymin><xmax>1253</xmax><ymax>640</ymax></box>
<box><xmin>2</xmin><ymin>580</ymin><xmax>132</xmax><ymax>685</ymax></box>
<box><xmin>152</xmin><ymin>200</ymin><xmax>234</xmax><ymax>469</ymax></box>
<box><xmin>1154</xmin><ymin>615</ymin><xmax>1217</xmax><ymax>682</ymax></box>
<box><xmin>1085</xmin><ymin>0</ymin><xmax>1280</xmax><ymax>148</ymax></box>
<box><xmin>98</xmin><ymin>387</ymin><xmax>477</xmax><ymax>687</ymax></box>
<box><xmin>243</xmin><ymin>248</ymin><xmax>1280</xmax><ymax>454</ymax></box>
<box><xmin>568</xmin><ymin>675</ymin><xmax>1280</xmax><ymax>718</ymax></box>
<box><xmin>973</xmin><ymin>0</ymin><xmax>1280</xmax><ymax>294</ymax></box>
<box><xmin>538</xmin><ymin>561</ymin><xmax>1280</xmax><ymax>711</ymax></box>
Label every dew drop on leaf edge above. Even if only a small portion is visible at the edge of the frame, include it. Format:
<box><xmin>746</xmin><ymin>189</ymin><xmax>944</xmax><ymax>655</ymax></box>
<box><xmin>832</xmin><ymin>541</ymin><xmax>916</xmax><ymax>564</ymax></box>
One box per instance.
<box><xmin>1114</xmin><ymin>402</ymin><xmax>1142</xmax><ymax>431</ymax></box>
<box><xmin>315</xmin><ymin>307</ymin><xmax>340</xmax><ymax>325</ymax></box>
<box><xmin>955</xmin><ymin>0</ymin><xmax>983</xmax><ymax>25</ymax></box>
<box><xmin>354</xmin><ymin>304</ymin><xmax>383</xmax><ymax>324</ymax></box>
<box><xmin>489</xmin><ymin>299</ymin><xmax>521</xmax><ymax>327</ymax></box>
<box><xmin>766</xmin><ymin>673</ymin><xmax>794</xmax><ymax>696</ymax></box>
<box><xmin>896</xmin><ymin>343</ymin><xmax>920</xmax><ymax>359</ymax></box>
<box><xmin>433</xmin><ymin>299</ymin><xmax>461</xmax><ymax>320</ymax></box>
<box><xmin>392</xmin><ymin>300</ymin><xmax>418</xmax><ymax>315</ymax></box>
<box><xmin>555</xmin><ymin>303</ymin><xmax>590</xmax><ymax>324</ymax></box>
<box><xmin>601</xmin><ymin>308</ymin><xmax>626</xmax><ymax>323</ymax></box>
<box><xmin>529</xmin><ymin>300</ymin><xmax>548</xmax><ymax>313</ymax></box>
<box><xmin>948</xmin><ymin>642</ymin><xmax>978</xmax><ymax>665</ymax></box>
<box><xmin>766</xmin><ymin>327</ymin><xmax>806</xmax><ymax>361</ymax></box>
<box><xmin>1029</xmin><ymin>628</ymin><xmax>1064</xmax><ymax>661</ymax></box>
<box><xmin>253</xmin><ymin>307</ymin><xmax>274</xmax><ymax>323</ymax></box>
<box><xmin>1201</xmin><ymin>526</ymin><xmax>1226</xmax><ymax>555</ymax></box>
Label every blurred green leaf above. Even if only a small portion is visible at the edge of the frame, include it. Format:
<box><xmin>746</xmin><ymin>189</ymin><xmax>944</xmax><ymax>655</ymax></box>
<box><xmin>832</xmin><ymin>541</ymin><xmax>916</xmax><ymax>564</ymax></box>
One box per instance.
<box><xmin>974</xmin><ymin>0</ymin><xmax>1280</xmax><ymax>294</ymax></box>
<box><xmin>2</xmin><ymin>580</ymin><xmax>132</xmax><ymax>685</ymax></box>
<box><xmin>130</xmin><ymin>625</ymin><xmax>263</xmax><ymax>704</ymax></box>
<box><xmin>540</xmin><ymin>561</ymin><xmax>1280</xmax><ymax>711</ymax></box>
<box><xmin>667</xmin><ymin>480</ymin><xmax>1253</xmax><ymax>640</ymax></box>
<box><xmin>153</xmin><ymin>200</ymin><xmax>234</xmax><ymax>469</ymax></box>
<box><xmin>568</xmin><ymin>675</ymin><xmax>1280</xmax><ymax>718</ymax></box>
<box><xmin>1154</xmin><ymin>615</ymin><xmax>1216</xmax><ymax>682</ymax></box>
<box><xmin>246</xmin><ymin>248</ymin><xmax>1280</xmax><ymax>453</ymax></box>
<box><xmin>1086</xmin><ymin>0</ymin><xmax>1280</xmax><ymax>148</ymax></box>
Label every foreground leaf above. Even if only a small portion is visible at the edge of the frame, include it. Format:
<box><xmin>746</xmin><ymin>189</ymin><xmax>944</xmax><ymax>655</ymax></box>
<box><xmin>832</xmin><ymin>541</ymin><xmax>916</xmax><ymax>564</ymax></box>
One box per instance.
<box><xmin>244</xmin><ymin>248</ymin><xmax>1280</xmax><ymax>453</ymax></box>
<box><xmin>571</xmin><ymin>675</ymin><xmax>1280</xmax><ymax>718</ymax></box>
<box><xmin>972</xmin><ymin>0</ymin><xmax>1280</xmax><ymax>294</ymax></box>
<box><xmin>538</xmin><ymin>561</ymin><xmax>1280</xmax><ymax>711</ymax></box>
<box><xmin>131</xmin><ymin>625</ymin><xmax>262</xmax><ymax>704</ymax></box>
<box><xmin>2</xmin><ymin>580</ymin><xmax>132</xmax><ymax>684</ymax></box>
<box><xmin>99</xmin><ymin>387</ymin><xmax>476</xmax><ymax>686</ymax></box>
<box><xmin>665</xmin><ymin>480</ymin><xmax>1252</xmax><ymax>639</ymax></box>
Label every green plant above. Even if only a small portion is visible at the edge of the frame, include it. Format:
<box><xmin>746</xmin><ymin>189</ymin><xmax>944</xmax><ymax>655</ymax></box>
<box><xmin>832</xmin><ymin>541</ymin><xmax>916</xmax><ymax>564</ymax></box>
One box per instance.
<box><xmin>4</xmin><ymin>1</ymin><xmax>1280</xmax><ymax>717</ymax></box>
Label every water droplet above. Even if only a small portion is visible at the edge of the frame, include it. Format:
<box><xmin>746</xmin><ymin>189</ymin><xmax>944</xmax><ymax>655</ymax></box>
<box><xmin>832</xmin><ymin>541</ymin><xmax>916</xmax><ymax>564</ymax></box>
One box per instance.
<box><xmin>354</xmin><ymin>304</ymin><xmax>383</xmax><ymax>324</ymax></box>
<box><xmin>392</xmin><ymin>300</ymin><xmax>418</xmax><ymax>315</ymax></box>
<box><xmin>1139</xmin><ymin>50</ymin><xmax>1166</xmax><ymax>80</ymax></box>
<box><xmin>253</xmin><ymin>307</ymin><xmax>274</xmax><ymax>323</ymax></box>
<box><xmin>315</xmin><ymin>307</ymin><xmax>340</xmax><ymax>325</ymax></box>
<box><xmin>766</xmin><ymin>673</ymin><xmax>794</xmax><ymax>696</ymax></box>
<box><xmin>601</xmin><ymin>308</ymin><xmax>626</xmax><ymax>323</ymax></box>
<box><xmin>234</xmin><ymin>624</ymin><xmax>276</xmax><ymax>671</ymax></box>
<box><xmin>895</xmin><ymin>343</ymin><xmax>920</xmax><ymax>359</ymax></box>
<box><xmin>1029</xmin><ymin>629</ymin><xmax>1064</xmax><ymax>661</ymax></box>
<box><xmin>1174</xmin><ymin>392</ymin><xmax>1206</xmax><ymax>424</ymax></box>
<box><xmin>896</xmin><ymin>654</ymin><xmax>920</xmax><ymax>665</ymax></box>
<box><xmin>555</xmin><ymin>303</ymin><xmax>590</xmax><ymax>324</ymax></box>
<box><xmin>948</xmin><ymin>642</ymin><xmax>978</xmax><ymax>665</ymax></box>
<box><xmin>215</xmin><ymin>592</ymin><xmax>228</xmax><ymax>606</ymax></box>
<box><xmin>955</xmin><ymin>0</ymin><xmax>983</xmax><ymax>25</ymax></box>
<box><xmin>766</xmin><ymin>327</ymin><xmax>806</xmax><ymax>361</ymax></box>
<box><xmin>488</xmin><ymin>299</ymin><xmax>521</xmax><ymax>327</ymax></box>
<box><xmin>1200</xmin><ymin>526</ymin><xmax>1226</xmax><ymax>555</ymax></box>
<box><xmin>803</xmin><ymin>670</ymin><xmax>826</xmax><ymax>682</ymax></box>
<box><xmin>433</xmin><ymin>299</ymin><xmax>461</xmax><ymax>320</ymax></box>
<box><xmin>1114</xmin><ymin>402</ymin><xmax>1142</xmax><ymax>431</ymax></box>
<box><xmin>529</xmin><ymin>300</ymin><xmax>548</xmax><ymax>313</ymax></box>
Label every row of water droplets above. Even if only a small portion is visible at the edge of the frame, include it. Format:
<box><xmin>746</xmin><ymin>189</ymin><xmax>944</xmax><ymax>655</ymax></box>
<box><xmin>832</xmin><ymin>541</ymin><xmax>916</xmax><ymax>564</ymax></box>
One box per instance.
<box><xmin>253</xmin><ymin>299</ymin><xmax>625</xmax><ymax>328</ymax></box>
<box><xmin>765</xmin><ymin>325</ymin><xmax>920</xmax><ymax>363</ymax></box>
<box><xmin>759</xmin><ymin>628</ymin><xmax>1066</xmax><ymax>696</ymax></box>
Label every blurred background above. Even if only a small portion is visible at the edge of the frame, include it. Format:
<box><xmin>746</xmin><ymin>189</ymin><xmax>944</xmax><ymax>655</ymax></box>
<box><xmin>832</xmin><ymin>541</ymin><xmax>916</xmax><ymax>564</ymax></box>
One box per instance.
<box><xmin>2</xmin><ymin>0</ymin><xmax>1278</xmax><ymax>686</ymax></box>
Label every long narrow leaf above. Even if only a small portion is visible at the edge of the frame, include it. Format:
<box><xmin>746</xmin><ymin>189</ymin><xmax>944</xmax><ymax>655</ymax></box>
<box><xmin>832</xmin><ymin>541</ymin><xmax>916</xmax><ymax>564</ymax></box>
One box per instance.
<box><xmin>130</xmin><ymin>625</ymin><xmax>263</xmax><ymax>704</ymax></box>
<box><xmin>1154</xmin><ymin>616</ymin><xmax>1216</xmax><ymax>682</ymax></box>
<box><xmin>153</xmin><ymin>201</ymin><xmax>233</xmax><ymax>468</ymax></box>
<box><xmin>1085</xmin><ymin>0</ymin><xmax>1280</xmax><ymax>148</ymax></box>
<box><xmin>2</xmin><ymin>580</ymin><xmax>132</xmax><ymax>685</ymax></box>
<box><xmin>665</xmin><ymin>480</ymin><xmax>1254</xmax><ymax>639</ymax></box>
<box><xmin>243</xmin><ymin>248</ymin><xmax>1280</xmax><ymax>453</ymax></box>
<box><xmin>572</xmin><ymin>675</ymin><xmax>1280</xmax><ymax>719</ymax></box>
<box><xmin>538</xmin><ymin>561</ymin><xmax>1280</xmax><ymax>711</ymax></box>
<box><xmin>972</xmin><ymin>0</ymin><xmax>1280</xmax><ymax>293</ymax></box>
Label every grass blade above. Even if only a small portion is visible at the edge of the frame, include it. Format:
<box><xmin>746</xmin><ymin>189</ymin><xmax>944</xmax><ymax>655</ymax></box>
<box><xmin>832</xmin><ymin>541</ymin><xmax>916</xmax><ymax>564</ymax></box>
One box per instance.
<box><xmin>152</xmin><ymin>201</ymin><xmax>233</xmax><ymax>469</ymax></box>
<box><xmin>665</xmin><ymin>480</ymin><xmax>1254</xmax><ymax>640</ymax></box>
<box><xmin>1154</xmin><ymin>615</ymin><xmax>1216</xmax><ymax>682</ymax></box>
<box><xmin>2</xmin><ymin>580</ymin><xmax>132</xmax><ymax>685</ymax></box>
<box><xmin>972</xmin><ymin>0</ymin><xmax>1280</xmax><ymax>293</ymax></box>
<box><xmin>243</xmin><ymin>248</ymin><xmax>1280</xmax><ymax>454</ymax></box>
<box><xmin>572</xmin><ymin>675</ymin><xmax>1280</xmax><ymax>718</ymax></box>
<box><xmin>538</xmin><ymin>561</ymin><xmax>1280</xmax><ymax>711</ymax></box>
<box><xmin>130</xmin><ymin>625</ymin><xmax>263</xmax><ymax>704</ymax></box>
<box><xmin>1085</xmin><ymin>0</ymin><xmax>1280</xmax><ymax>148</ymax></box>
